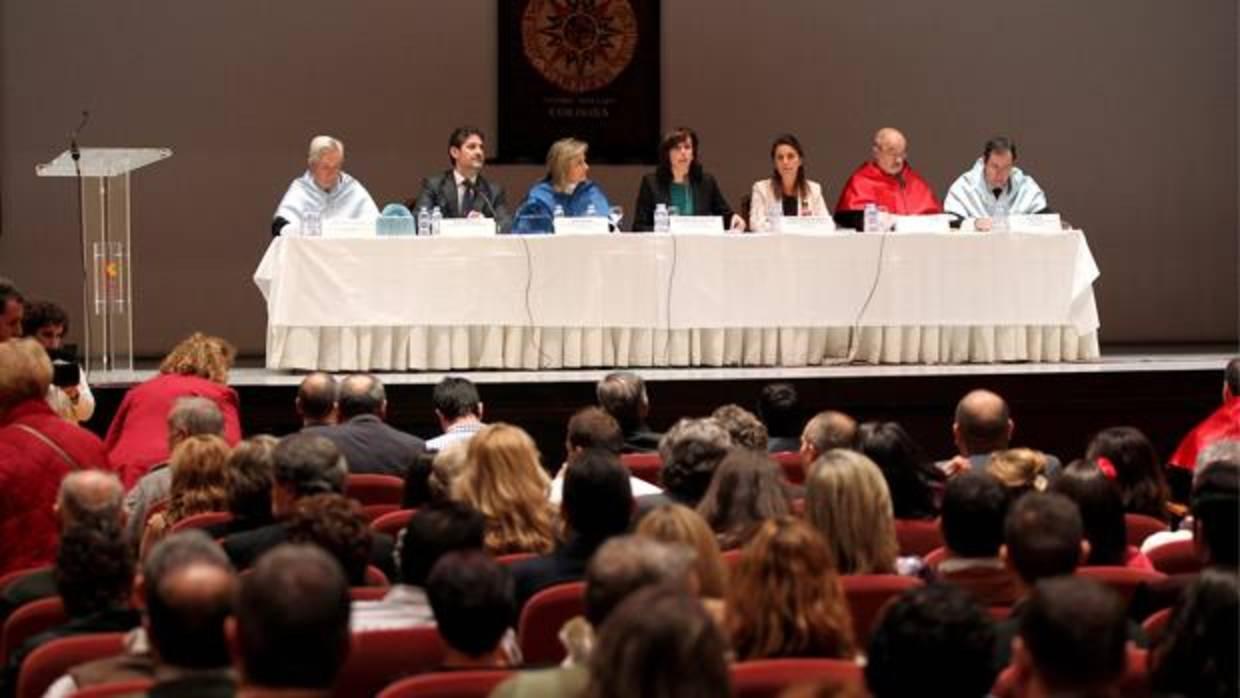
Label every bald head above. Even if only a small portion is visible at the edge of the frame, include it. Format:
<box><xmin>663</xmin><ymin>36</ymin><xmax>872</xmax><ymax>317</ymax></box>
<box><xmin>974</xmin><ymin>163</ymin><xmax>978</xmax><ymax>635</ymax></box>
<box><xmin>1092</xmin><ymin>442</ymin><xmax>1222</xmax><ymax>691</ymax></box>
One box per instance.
<box><xmin>144</xmin><ymin>531</ymin><xmax>236</xmax><ymax>669</ymax></box>
<box><xmin>296</xmin><ymin>372</ymin><xmax>338</xmax><ymax>426</ymax></box>
<box><xmin>57</xmin><ymin>470</ymin><xmax>124</xmax><ymax>528</ymax></box>
<box><xmin>954</xmin><ymin>390</ymin><xmax>1013</xmax><ymax>456</ymax></box>
<box><xmin>800</xmin><ymin>410</ymin><xmax>858</xmax><ymax>466</ymax></box>
<box><xmin>872</xmin><ymin>127</ymin><xmax>908</xmax><ymax>176</ymax></box>
<box><xmin>337</xmin><ymin>374</ymin><xmax>385</xmax><ymax>420</ymax></box>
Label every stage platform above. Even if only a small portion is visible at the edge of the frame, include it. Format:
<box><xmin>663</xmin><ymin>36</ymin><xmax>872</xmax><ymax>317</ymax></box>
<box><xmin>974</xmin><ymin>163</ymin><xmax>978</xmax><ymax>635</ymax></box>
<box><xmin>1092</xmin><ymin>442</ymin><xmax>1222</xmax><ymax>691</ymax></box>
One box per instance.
<box><xmin>84</xmin><ymin>349</ymin><xmax>1234</xmax><ymax>472</ymax></box>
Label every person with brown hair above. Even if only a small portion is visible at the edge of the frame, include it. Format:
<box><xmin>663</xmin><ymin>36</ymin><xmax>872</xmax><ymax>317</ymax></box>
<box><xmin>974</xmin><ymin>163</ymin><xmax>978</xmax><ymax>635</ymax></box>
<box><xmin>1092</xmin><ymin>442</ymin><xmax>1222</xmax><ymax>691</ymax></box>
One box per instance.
<box><xmin>105</xmin><ymin>332</ymin><xmax>241</xmax><ymax>488</ymax></box>
<box><xmin>696</xmin><ymin>448</ymin><xmax>791</xmax><ymax>550</ymax></box>
<box><xmin>710</xmin><ymin>404</ymin><xmax>769</xmax><ymax>452</ymax></box>
<box><xmin>805</xmin><ymin>449</ymin><xmax>902</xmax><ymax>575</ymax></box>
<box><xmin>634</xmin><ymin>503</ymin><xmax>728</xmax><ymax>604</ymax></box>
<box><xmin>726</xmin><ymin>516</ymin><xmax>855</xmax><ymax>660</ymax></box>
<box><xmin>1085</xmin><ymin>426</ymin><xmax>1170</xmax><ymax>520</ymax></box>
<box><xmin>139</xmin><ymin>434</ymin><xmax>233</xmax><ymax>558</ymax></box>
<box><xmin>632</xmin><ymin>126</ymin><xmax>743</xmax><ymax>232</ymax></box>
<box><xmin>452</xmin><ymin>423</ymin><xmax>557</xmax><ymax>555</ymax></box>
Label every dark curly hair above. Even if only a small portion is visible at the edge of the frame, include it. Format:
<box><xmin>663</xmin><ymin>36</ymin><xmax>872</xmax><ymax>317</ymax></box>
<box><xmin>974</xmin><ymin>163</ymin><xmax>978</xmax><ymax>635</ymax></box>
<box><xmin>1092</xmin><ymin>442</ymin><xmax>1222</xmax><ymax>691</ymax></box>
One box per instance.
<box><xmin>21</xmin><ymin>299</ymin><xmax>69</xmax><ymax>336</ymax></box>
<box><xmin>55</xmin><ymin>521</ymin><xmax>134</xmax><ymax>617</ymax></box>
<box><xmin>286</xmin><ymin>494</ymin><xmax>374</xmax><ymax>586</ymax></box>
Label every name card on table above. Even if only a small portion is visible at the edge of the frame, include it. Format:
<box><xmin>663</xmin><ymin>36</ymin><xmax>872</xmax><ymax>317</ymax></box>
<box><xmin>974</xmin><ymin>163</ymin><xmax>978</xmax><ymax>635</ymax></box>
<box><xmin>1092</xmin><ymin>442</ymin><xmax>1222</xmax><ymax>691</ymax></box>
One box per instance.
<box><xmin>775</xmin><ymin>216</ymin><xmax>838</xmax><ymax>234</ymax></box>
<box><xmin>892</xmin><ymin>214</ymin><xmax>952</xmax><ymax>233</ymax></box>
<box><xmin>439</xmin><ymin>217</ymin><xmax>497</xmax><ymax>237</ymax></box>
<box><xmin>1006</xmin><ymin>214</ymin><xmax>1063</xmax><ymax>233</ymax></box>
<box><xmin>669</xmin><ymin>216</ymin><xmax>725</xmax><ymax>234</ymax></box>
<box><xmin>554</xmin><ymin>216</ymin><xmax>610</xmax><ymax>235</ymax></box>
<box><xmin>322</xmin><ymin>218</ymin><xmax>378</xmax><ymax>238</ymax></box>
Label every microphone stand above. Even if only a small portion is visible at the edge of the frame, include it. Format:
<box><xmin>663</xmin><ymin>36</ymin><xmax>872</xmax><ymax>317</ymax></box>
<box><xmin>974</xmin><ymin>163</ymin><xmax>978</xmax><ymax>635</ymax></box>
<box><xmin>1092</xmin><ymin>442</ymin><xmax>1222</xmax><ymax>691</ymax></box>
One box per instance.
<box><xmin>69</xmin><ymin>110</ymin><xmax>90</xmax><ymax>374</ymax></box>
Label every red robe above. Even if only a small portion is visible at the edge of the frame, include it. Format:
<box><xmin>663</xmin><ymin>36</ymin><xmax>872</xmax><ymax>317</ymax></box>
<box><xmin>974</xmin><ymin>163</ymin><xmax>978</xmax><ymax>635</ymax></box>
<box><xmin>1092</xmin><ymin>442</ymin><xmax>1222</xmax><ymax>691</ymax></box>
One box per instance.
<box><xmin>105</xmin><ymin>373</ymin><xmax>242</xmax><ymax>489</ymax></box>
<box><xmin>1169</xmin><ymin>396</ymin><xmax>1240</xmax><ymax>471</ymax></box>
<box><xmin>835</xmin><ymin>161</ymin><xmax>942</xmax><ymax>215</ymax></box>
<box><xmin>0</xmin><ymin>399</ymin><xmax>111</xmax><ymax>575</ymax></box>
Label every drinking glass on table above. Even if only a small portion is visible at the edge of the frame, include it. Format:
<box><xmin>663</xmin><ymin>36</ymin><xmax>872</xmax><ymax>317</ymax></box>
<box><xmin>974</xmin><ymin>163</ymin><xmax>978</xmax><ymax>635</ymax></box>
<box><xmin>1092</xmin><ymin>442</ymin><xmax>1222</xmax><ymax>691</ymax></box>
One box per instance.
<box><xmin>608</xmin><ymin>205</ymin><xmax>624</xmax><ymax>232</ymax></box>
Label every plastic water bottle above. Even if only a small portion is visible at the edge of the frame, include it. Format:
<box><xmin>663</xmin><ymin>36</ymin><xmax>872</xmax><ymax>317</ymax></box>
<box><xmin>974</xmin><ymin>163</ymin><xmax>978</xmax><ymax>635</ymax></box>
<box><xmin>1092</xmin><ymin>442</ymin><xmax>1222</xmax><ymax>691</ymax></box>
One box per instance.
<box><xmin>767</xmin><ymin>203</ymin><xmax>782</xmax><ymax>232</ymax></box>
<box><xmin>585</xmin><ymin>203</ymin><xmax>597</xmax><ymax>216</ymax></box>
<box><xmin>417</xmin><ymin>206</ymin><xmax>430</xmax><ymax>236</ymax></box>
<box><xmin>992</xmin><ymin>200</ymin><xmax>1009</xmax><ymax>232</ymax></box>
<box><xmin>863</xmin><ymin>203</ymin><xmax>879</xmax><ymax>233</ymax></box>
<box><xmin>430</xmin><ymin>206</ymin><xmax>443</xmax><ymax>235</ymax></box>
<box><xmin>653</xmin><ymin>203</ymin><xmax>669</xmax><ymax>232</ymax></box>
<box><xmin>553</xmin><ymin>204</ymin><xmax>565</xmax><ymax>219</ymax></box>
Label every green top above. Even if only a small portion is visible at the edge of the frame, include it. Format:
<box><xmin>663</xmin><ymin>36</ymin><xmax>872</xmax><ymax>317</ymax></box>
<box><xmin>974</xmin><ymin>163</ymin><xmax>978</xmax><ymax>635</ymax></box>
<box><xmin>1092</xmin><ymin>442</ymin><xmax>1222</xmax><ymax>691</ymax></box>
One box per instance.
<box><xmin>669</xmin><ymin>182</ymin><xmax>695</xmax><ymax>216</ymax></box>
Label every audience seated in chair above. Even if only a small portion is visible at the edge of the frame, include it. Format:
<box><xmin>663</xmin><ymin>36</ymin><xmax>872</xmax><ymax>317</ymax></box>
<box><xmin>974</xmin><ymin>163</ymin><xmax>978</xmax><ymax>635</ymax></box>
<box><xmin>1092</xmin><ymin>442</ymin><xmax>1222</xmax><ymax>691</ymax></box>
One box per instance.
<box><xmin>1147</xmin><ymin>568</ymin><xmax>1238</xmax><ymax>698</ymax></box>
<box><xmin>940</xmin><ymin>389</ymin><xmax>1061</xmax><ymax>478</ymax></box>
<box><xmin>302</xmin><ymin>374</ymin><xmax>426</xmax><ymax>477</ymax></box>
<box><xmin>865</xmin><ymin>584</ymin><xmax>997</xmax><ymax>698</ymax></box>
<box><xmin>638</xmin><ymin>418</ymin><xmax>731</xmax><ymax>512</ymax></box>
<box><xmin>805</xmin><ymin>449</ymin><xmax>912</xmax><ymax>575</ymax></box>
<box><xmin>1050</xmin><ymin>459</ymin><xmax>1153</xmax><ymax>569</ymax></box>
<box><xmin>857</xmin><ymin>421</ymin><xmax>943</xmax><ymax>520</ymax></box>
<box><xmin>634</xmin><ymin>505</ymin><xmax>728</xmax><ymax>615</ymax></box>
<box><xmin>550</xmin><ymin>407</ymin><xmax>660</xmax><ymax>505</ymax></box>
<box><xmin>286</xmin><ymin>494</ymin><xmax>375</xmax><ymax>587</ymax></box>
<box><xmin>798</xmin><ymin>410</ymin><xmax>858</xmax><ymax>473</ymax></box>
<box><xmin>755</xmin><ymin>382</ymin><xmax>803</xmax><ymax>454</ymax></box>
<box><xmin>595</xmin><ymin>372</ymin><xmax>662</xmax><ymax>454</ymax></box>
<box><xmin>452</xmin><ymin>424</ymin><xmax>556</xmax><ymax>556</ymax></box>
<box><xmin>935</xmin><ymin>471</ymin><xmax>1023</xmax><ymax>607</ymax></box>
<box><xmin>201</xmin><ymin>436</ymin><xmax>278</xmax><ymax>540</ymax></box>
<box><xmin>295</xmin><ymin>372</ymin><xmax>337</xmax><ymax>429</ymax></box>
<box><xmin>711</xmin><ymin>404</ymin><xmax>769</xmax><ymax>452</ymax></box>
<box><xmin>426</xmin><ymin>551</ymin><xmax>519</xmax><ymax>669</ymax></box>
<box><xmin>426</xmin><ymin>377</ymin><xmax>486</xmax><ymax>451</ymax></box>
<box><xmin>139</xmin><ymin>434</ymin><xmax>232</xmax><ymax>559</ymax></box>
<box><xmin>1168</xmin><ymin>358</ymin><xmax>1240</xmax><ymax>500</ymax></box>
<box><xmin>1085</xmin><ymin>426</ymin><xmax>1171</xmax><ymax>521</ymax></box>
<box><xmin>696</xmin><ymin>449</ymin><xmax>792</xmax><ymax>550</ymax></box>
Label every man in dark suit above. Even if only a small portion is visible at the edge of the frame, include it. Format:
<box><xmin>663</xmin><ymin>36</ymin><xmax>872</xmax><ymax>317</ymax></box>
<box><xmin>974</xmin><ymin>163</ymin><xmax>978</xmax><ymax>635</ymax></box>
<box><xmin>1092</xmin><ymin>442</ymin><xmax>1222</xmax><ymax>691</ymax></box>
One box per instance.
<box><xmin>303</xmin><ymin>373</ymin><xmax>425</xmax><ymax>477</ymax></box>
<box><xmin>596</xmin><ymin>371</ymin><xmax>662</xmax><ymax>454</ymax></box>
<box><xmin>410</xmin><ymin>126</ymin><xmax>512</xmax><ymax>233</ymax></box>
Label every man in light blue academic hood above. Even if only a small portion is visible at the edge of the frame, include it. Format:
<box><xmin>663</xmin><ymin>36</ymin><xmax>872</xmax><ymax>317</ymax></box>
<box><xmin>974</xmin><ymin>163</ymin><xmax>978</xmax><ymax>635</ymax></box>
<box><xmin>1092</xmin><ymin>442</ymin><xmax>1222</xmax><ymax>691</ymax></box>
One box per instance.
<box><xmin>271</xmin><ymin>135</ymin><xmax>379</xmax><ymax>236</ymax></box>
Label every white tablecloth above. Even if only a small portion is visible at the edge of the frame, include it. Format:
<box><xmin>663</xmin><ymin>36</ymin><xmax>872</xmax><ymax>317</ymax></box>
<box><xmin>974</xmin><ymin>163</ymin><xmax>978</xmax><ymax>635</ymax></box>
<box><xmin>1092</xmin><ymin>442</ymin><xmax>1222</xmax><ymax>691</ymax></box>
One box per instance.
<box><xmin>254</xmin><ymin>232</ymin><xmax>1101</xmax><ymax>370</ymax></box>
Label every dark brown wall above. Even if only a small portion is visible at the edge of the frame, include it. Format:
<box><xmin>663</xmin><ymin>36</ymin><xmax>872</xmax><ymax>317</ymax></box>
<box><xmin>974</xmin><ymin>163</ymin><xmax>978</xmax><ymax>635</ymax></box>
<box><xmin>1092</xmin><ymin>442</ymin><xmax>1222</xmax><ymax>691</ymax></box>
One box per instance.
<box><xmin>2</xmin><ymin>1</ymin><xmax>1237</xmax><ymax>356</ymax></box>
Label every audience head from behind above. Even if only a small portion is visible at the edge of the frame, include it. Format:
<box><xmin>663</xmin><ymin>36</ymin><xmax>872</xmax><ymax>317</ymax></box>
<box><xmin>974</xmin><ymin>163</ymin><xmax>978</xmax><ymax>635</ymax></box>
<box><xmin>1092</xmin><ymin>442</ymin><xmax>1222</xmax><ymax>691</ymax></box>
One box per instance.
<box><xmin>166</xmin><ymin>433</ymin><xmax>233</xmax><ymax>521</ymax></box>
<box><xmin>0</xmin><ymin>276</ymin><xmax>24</xmax><ymax>341</ymax></box>
<box><xmin>562</xmin><ymin>448</ymin><xmax>633</xmax><ymax>545</ymax></box>
<box><xmin>1149</xmin><ymin>568</ymin><xmax>1239</xmax><ymax>698</ymax></box>
<box><xmin>20</xmin><ymin>299</ymin><xmax>69</xmax><ymax>350</ymax></box>
<box><xmin>865</xmin><ymin>584</ymin><xmax>998</xmax><ymax>698</ymax></box>
<box><xmin>158</xmin><ymin>332</ymin><xmax>235</xmax><ymax>385</ymax></box>
<box><xmin>805</xmin><ymin>449</ymin><xmax>898</xmax><ymax>575</ymax></box>
<box><xmin>286</xmin><ymin>493</ymin><xmax>373</xmax><ymax>586</ymax></box>
<box><xmin>711</xmin><ymin>403</ymin><xmax>769</xmax><ymax>452</ymax></box>
<box><xmin>585</xmin><ymin>584</ymin><xmax>729</xmax><ymax>698</ymax></box>
<box><xmin>427</xmin><ymin>440</ymin><xmax>469</xmax><ymax>502</ymax></box>
<box><xmin>295</xmin><ymin>372</ymin><xmax>338</xmax><ymax>427</ymax></box>
<box><xmin>453</xmin><ymin>423</ymin><xmax>555</xmax><ymax>555</ymax></box>
<box><xmin>953</xmin><ymin>389</ymin><xmax>1013</xmax><ymax>456</ymax></box>
<box><xmin>857</xmin><ymin>420</ymin><xmax>941</xmax><ymax>520</ymax></box>
<box><xmin>166</xmin><ymin>396</ymin><xmax>226</xmax><ymax>453</ymax></box>
<box><xmin>141</xmin><ymin>531</ymin><xmax>236</xmax><ymax>671</ymax></box>
<box><xmin>986</xmin><ymin>448</ymin><xmax>1049</xmax><ymax>502</ymax></box>
<box><xmin>398</xmin><ymin>500</ymin><xmax>486</xmax><ymax>588</ymax></box>
<box><xmin>0</xmin><ymin>337</ymin><xmax>52</xmax><ymax>413</ymax></box>
<box><xmin>432</xmin><ymin>376</ymin><xmax>483</xmax><ymax>431</ymax></box>
<box><xmin>1049</xmin><ymin>459</ymin><xmax>1129</xmax><ymax>567</ymax></box>
<box><xmin>56</xmin><ymin>520</ymin><xmax>134</xmax><ymax>618</ymax></box>
<box><xmin>271</xmin><ymin>433</ymin><xmax>347</xmax><ymax>517</ymax></box>
<box><xmin>1191</xmin><ymin>459</ymin><xmax>1239</xmax><ymax>568</ymax></box>
<box><xmin>1011</xmin><ymin>577</ymin><xmax>1128</xmax><ymax>697</ymax></box>
<box><xmin>565</xmin><ymin>406</ymin><xmax>624</xmax><ymax>456</ymax></box>
<box><xmin>696</xmin><ymin>448</ymin><xmax>791</xmax><ymax>550</ymax></box>
<box><xmin>658</xmin><ymin>417</ymin><xmax>732</xmax><ymax>507</ymax></box>
<box><xmin>800</xmin><ymin>410</ymin><xmax>858</xmax><ymax>468</ymax></box>
<box><xmin>426</xmin><ymin>550</ymin><xmax>515</xmax><ymax>668</ymax></box>
<box><xmin>55</xmin><ymin>470</ymin><xmax>124</xmax><ymax>530</ymax></box>
<box><xmin>584</xmin><ymin>534</ymin><xmax>696</xmax><ymax>628</ymax></box>
<box><xmin>1002</xmin><ymin>492</ymin><xmax>1087</xmax><ymax>587</ymax></box>
<box><xmin>335</xmin><ymin>373</ymin><xmax>386</xmax><ymax>421</ymax></box>
<box><xmin>596</xmin><ymin>371</ymin><xmax>650</xmax><ymax>435</ymax></box>
<box><xmin>756</xmin><ymin>381</ymin><xmax>801</xmax><ymax>446</ymax></box>
<box><xmin>727</xmin><ymin>516</ymin><xmax>854</xmax><ymax>660</ymax></box>
<box><xmin>634</xmin><ymin>504</ymin><xmax>728</xmax><ymax>601</ymax></box>
<box><xmin>1085</xmin><ymin>426</ymin><xmax>1169</xmax><ymax>520</ymax></box>
<box><xmin>226</xmin><ymin>435</ymin><xmax>278</xmax><ymax>523</ymax></box>
<box><xmin>941</xmin><ymin>470</ymin><xmax>1008</xmax><ymax>560</ymax></box>
<box><xmin>229</xmin><ymin>544</ymin><xmax>351</xmax><ymax>692</ymax></box>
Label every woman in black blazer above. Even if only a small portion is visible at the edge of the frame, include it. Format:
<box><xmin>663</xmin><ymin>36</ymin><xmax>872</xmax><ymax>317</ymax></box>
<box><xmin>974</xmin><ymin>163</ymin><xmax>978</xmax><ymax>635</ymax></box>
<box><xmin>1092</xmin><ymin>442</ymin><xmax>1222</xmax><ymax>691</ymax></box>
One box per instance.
<box><xmin>632</xmin><ymin>127</ymin><xmax>745</xmax><ymax>232</ymax></box>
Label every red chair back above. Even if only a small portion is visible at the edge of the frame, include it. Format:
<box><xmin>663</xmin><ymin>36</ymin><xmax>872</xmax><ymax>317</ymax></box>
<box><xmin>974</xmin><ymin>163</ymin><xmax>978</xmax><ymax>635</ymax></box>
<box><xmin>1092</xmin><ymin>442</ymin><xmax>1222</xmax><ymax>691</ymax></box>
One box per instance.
<box><xmin>344</xmin><ymin>474</ymin><xmax>406</xmax><ymax>507</ymax></box>
<box><xmin>894</xmin><ymin>518</ymin><xmax>944</xmax><ymax>557</ymax></box>
<box><xmin>770</xmin><ymin>451</ymin><xmax>805</xmax><ymax>485</ymax></box>
<box><xmin>350</xmin><ymin>587</ymin><xmax>389</xmax><ymax>602</ymax></box>
<box><xmin>371</xmin><ymin>509</ymin><xmax>418</xmax><ymax>538</ymax></box>
<box><xmin>731</xmin><ymin>658</ymin><xmax>864</xmax><ymax>698</ymax></box>
<box><xmin>16</xmin><ymin>632</ymin><xmax>127</xmax><ymax>698</ymax></box>
<box><xmin>68</xmin><ymin>679</ymin><xmax>156</xmax><ymax>698</ymax></box>
<box><xmin>1124</xmin><ymin>513</ymin><xmax>1169</xmax><ymax>547</ymax></box>
<box><xmin>1076</xmin><ymin>566</ymin><xmax>1167</xmax><ymax>604</ymax></box>
<box><xmin>1</xmin><ymin>597</ymin><xmax>67</xmax><ymax>665</ymax></box>
<box><xmin>0</xmin><ymin>567</ymin><xmax>50</xmax><ymax>596</ymax></box>
<box><xmin>1141</xmin><ymin>606</ymin><xmax>1174</xmax><ymax>643</ymax></box>
<box><xmin>364</xmin><ymin>565</ymin><xmax>390</xmax><ymax>587</ymax></box>
<box><xmin>336</xmin><ymin>626</ymin><xmax>446</xmax><ymax>698</ymax></box>
<box><xmin>376</xmin><ymin>669</ymin><xmax>514</xmax><ymax>698</ymax></box>
<box><xmin>169</xmin><ymin>511</ymin><xmax>234</xmax><ymax>534</ymax></box>
<box><xmin>1147</xmin><ymin>539</ymin><xmax>1202</xmax><ymax>576</ymax></box>
<box><xmin>494</xmin><ymin>552</ymin><xmax>538</xmax><ymax>567</ymax></box>
<box><xmin>991</xmin><ymin>646</ymin><xmax>1150</xmax><ymax>698</ymax></box>
<box><xmin>922</xmin><ymin>546</ymin><xmax>948</xmax><ymax>569</ymax></box>
<box><xmin>840</xmin><ymin>574</ymin><xmax>923</xmax><ymax>647</ymax></box>
<box><xmin>517</xmin><ymin>581</ymin><xmax>586</xmax><ymax>665</ymax></box>
<box><xmin>619</xmin><ymin>453</ymin><xmax>662</xmax><ymax>486</ymax></box>
<box><xmin>360</xmin><ymin>504</ymin><xmax>401</xmax><ymax>523</ymax></box>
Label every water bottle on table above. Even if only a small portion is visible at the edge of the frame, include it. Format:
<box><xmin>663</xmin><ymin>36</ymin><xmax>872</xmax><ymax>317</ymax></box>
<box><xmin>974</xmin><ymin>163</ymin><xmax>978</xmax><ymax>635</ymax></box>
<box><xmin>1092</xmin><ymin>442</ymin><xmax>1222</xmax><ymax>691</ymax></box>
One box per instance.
<box><xmin>430</xmin><ymin>206</ymin><xmax>443</xmax><ymax>235</ymax></box>
<box><xmin>767</xmin><ymin>203</ymin><xmax>782</xmax><ymax>232</ymax></box>
<box><xmin>653</xmin><ymin>203</ymin><xmax>669</xmax><ymax>232</ymax></box>
<box><xmin>863</xmin><ymin>203</ymin><xmax>878</xmax><ymax>233</ymax></box>
<box><xmin>417</xmin><ymin>206</ymin><xmax>430</xmax><ymax>236</ymax></box>
<box><xmin>991</xmin><ymin>200</ymin><xmax>1009</xmax><ymax>232</ymax></box>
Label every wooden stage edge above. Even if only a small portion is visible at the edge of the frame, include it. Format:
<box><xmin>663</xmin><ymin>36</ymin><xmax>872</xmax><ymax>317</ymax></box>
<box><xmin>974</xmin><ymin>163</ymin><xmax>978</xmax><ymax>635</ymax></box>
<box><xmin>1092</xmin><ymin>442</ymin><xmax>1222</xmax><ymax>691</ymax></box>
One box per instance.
<box><xmin>85</xmin><ymin>349</ymin><xmax>1236</xmax><ymax>474</ymax></box>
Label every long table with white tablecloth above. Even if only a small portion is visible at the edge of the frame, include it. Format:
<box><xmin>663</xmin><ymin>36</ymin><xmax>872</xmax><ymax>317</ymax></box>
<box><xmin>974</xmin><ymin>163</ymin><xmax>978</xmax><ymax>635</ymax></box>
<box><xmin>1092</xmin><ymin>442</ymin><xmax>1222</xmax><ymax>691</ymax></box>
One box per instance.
<box><xmin>253</xmin><ymin>231</ymin><xmax>1101</xmax><ymax>370</ymax></box>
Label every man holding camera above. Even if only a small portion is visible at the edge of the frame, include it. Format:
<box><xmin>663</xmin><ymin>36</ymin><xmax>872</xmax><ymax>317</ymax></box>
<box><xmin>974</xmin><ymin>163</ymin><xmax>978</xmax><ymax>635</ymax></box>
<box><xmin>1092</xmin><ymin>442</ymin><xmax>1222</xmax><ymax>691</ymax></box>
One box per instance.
<box><xmin>23</xmin><ymin>300</ymin><xmax>95</xmax><ymax>423</ymax></box>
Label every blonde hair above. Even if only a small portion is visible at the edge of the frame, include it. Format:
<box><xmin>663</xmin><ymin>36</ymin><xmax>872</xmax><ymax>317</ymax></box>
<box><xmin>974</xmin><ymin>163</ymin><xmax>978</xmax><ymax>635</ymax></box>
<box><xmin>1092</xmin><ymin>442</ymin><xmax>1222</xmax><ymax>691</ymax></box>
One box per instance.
<box><xmin>635</xmin><ymin>503</ymin><xmax>728</xmax><ymax>599</ymax></box>
<box><xmin>453</xmin><ymin>423</ymin><xmax>556</xmax><ymax>555</ymax></box>
<box><xmin>546</xmin><ymin>138</ymin><xmax>587</xmax><ymax>191</ymax></box>
<box><xmin>428</xmin><ymin>440</ymin><xmax>469</xmax><ymax>501</ymax></box>
<box><xmin>167</xmin><ymin>434</ymin><xmax>233</xmax><ymax>521</ymax></box>
<box><xmin>805</xmin><ymin>449</ymin><xmax>898</xmax><ymax>574</ymax></box>
<box><xmin>308</xmin><ymin>135</ymin><xmax>344</xmax><ymax>164</ymax></box>
<box><xmin>0</xmin><ymin>339</ymin><xmax>52</xmax><ymax>410</ymax></box>
<box><xmin>987</xmin><ymin>448</ymin><xmax>1049</xmax><ymax>493</ymax></box>
<box><xmin>158</xmin><ymin>333</ymin><xmax>236</xmax><ymax>384</ymax></box>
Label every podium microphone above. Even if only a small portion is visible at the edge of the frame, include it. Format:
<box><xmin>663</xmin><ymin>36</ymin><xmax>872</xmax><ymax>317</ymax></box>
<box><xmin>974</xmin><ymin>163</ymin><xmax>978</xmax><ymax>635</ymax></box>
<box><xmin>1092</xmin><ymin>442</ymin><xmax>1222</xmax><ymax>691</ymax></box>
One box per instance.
<box><xmin>69</xmin><ymin>110</ymin><xmax>89</xmax><ymax>163</ymax></box>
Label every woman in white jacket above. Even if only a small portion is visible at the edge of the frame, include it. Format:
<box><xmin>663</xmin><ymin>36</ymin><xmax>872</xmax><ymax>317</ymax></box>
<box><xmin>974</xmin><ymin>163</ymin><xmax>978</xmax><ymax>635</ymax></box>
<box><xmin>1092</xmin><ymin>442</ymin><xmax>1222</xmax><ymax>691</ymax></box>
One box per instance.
<box><xmin>748</xmin><ymin>134</ymin><xmax>831</xmax><ymax>232</ymax></box>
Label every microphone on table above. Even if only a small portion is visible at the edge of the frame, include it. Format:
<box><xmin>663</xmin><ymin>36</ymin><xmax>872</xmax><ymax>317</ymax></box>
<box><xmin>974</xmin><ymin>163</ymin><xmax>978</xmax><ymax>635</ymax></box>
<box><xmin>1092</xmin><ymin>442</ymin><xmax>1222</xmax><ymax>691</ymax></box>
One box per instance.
<box><xmin>895</xmin><ymin>172</ymin><xmax>906</xmax><ymax>189</ymax></box>
<box><xmin>470</xmin><ymin>180</ymin><xmax>499</xmax><ymax>219</ymax></box>
<box><xmin>992</xmin><ymin>187</ymin><xmax>1003</xmax><ymax>199</ymax></box>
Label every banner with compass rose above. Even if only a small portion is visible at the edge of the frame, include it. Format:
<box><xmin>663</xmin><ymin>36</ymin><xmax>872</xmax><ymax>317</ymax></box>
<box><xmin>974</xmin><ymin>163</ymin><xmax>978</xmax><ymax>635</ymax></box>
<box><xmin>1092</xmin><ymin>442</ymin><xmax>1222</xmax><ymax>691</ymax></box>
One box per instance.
<box><xmin>498</xmin><ymin>0</ymin><xmax>660</xmax><ymax>164</ymax></box>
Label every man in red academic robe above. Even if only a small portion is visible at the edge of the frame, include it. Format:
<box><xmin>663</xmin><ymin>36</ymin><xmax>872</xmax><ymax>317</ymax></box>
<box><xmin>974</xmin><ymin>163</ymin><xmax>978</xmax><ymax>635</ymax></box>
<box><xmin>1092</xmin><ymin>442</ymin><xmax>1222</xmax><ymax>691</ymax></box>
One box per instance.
<box><xmin>1169</xmin><ymin>359</ymin><xmax>1240</xmax><ymax>485</ymax></box>
<box><xmin>834</xmin><ymin>127</ymin><xmax>941</xmax><ymax>230</ymax></box>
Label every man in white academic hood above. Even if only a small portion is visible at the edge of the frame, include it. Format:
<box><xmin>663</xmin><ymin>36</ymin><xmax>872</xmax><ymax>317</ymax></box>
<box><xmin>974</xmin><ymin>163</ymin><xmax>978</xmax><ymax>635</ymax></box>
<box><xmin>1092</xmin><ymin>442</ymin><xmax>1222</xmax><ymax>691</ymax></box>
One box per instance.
<box><xmin>271</xmin><ymin>135</ymin><xmax>379</xmax><ymax>236</ymax></box>
<box><xmin>944</xmin><ymin>136</ymin><xmax>1049</xmax><ymax>230</ymax></box>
